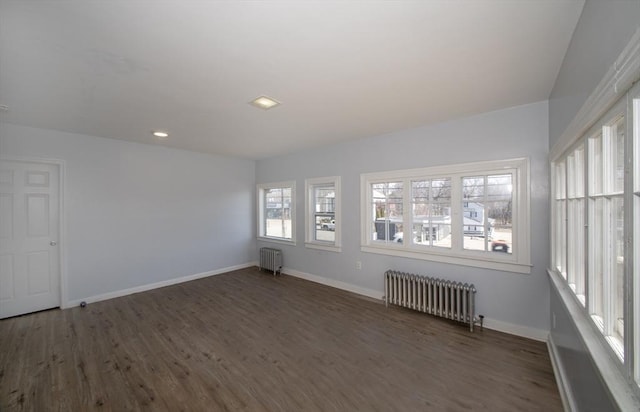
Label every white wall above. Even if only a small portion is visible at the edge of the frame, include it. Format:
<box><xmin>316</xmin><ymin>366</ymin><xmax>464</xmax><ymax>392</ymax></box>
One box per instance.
<box><xmin>256</xmin><ymin>100</ymin><xmax>550</xmax><ymax>338</ymax></box>
<box><xmin>0</xmin><ymin>123</ymin><xmax>255</xmax><ymax>303</ymax></box>
<box><xmin>548</xmin><ymin>0</ymin><xmax>640</xmax><ymax>147</ymax></box>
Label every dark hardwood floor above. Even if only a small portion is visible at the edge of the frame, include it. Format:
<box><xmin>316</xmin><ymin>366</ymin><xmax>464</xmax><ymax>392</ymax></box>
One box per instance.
<box><xmin>0</xmin><ymin>267</ymin><xmax>562</xmax><ymax>411</ymax></box>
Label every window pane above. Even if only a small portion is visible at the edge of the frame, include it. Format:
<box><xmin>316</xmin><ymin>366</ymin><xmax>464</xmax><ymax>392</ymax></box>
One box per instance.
<box><xmin>574</xmin><ymin>199</ymin><xmax>585</xmax><ymax>299</ymax></box>
<box><xmin>612</xmin><ymin>117</ymin><xmax>625</xmax><ymax>193</ymax></box>
<box><xmin>555</xmin><ymin>199</ymin><xmax>565</xmax><ymax>275</ymax></box>
<box><xmin>313</xmin><ymin>184</ymin><xmax>336</xmax><ymax>243</ymax></box>
<box><xmin>554</xmin><ymin>161</ymin><xmax>566</xmax><ymax>275</ymax></box>
<box><xmin>463</xmin><ymin>176</ymin><xmax>484</xmax><ymax>201</ymax></box>
<box><xmin>315</xmin><ymin>215</ymin><xmax>335</xmax><ymax>242</ymax></box>
<box><xmin>567</xmin><ymin>154</ymin><xmax>576</xmax><ymax>198</ymax></box>
<box><xmin>463</xmin><ymin>174</ymin><xmax>513</xmax><ymax>253</ymax></box>
<box><xmin>488</xmin><ymin>201</ymin><xmax>512</xmax><ymax>254</ymax></box>
<box><xmin>372</xmin><ymin>182</ymin><xmax>403</xmax><ymax>242</ymax></box>
<box><xmin>590</xmin><ymin>197</ymin><xmax>604</xmax><ymax>321</ymax></box>
<box><xmin>265</xmin><ymin>187</ymin><xmax>292</xmax><ymax>239</ymax></box>
<box><xmin>612</xmin><ymin>196</ymin><xmax>624</xmax><ymax>342</ymax></box>
<box><xmin>575</xmin><ymin>146</ymin><xmax>585</xmax><ymax>197</ymax></box>
<box><xmin>412</xmin><ymin>179</ymin><xmax>451</xmax><ymax>248</ymax></box>
<box><xmin>590</xmin><ymin>134</ymin><xmax>603</xmax><ymax>195</ymax></box>
<box><xmin>314</xmin><ymin>187</ymin><xmax>335</xmax><ymax>213</ymax></box>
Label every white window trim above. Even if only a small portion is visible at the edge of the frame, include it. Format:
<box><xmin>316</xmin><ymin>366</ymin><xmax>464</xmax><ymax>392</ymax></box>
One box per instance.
<box><xmin>257</xmin><ymin>180</ymin><xmax>296</xmax><ymax>245</ymax></box>
<box><xmin>305</xmin><ymin>176</ymin><xmax>342</xmax><ymax>252</ymax></box>
<box><xmin>360</xmin><ymin>158</ymin><xmax>531</xmax><ymax>274</ymax></box>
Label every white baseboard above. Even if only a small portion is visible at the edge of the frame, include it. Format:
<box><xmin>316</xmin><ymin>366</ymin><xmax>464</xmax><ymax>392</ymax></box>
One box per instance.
<box><xmin>66</xmin><ymin>262</ymin><xmax>548</xmax><ymax>343</ymax></box>
<box><xmin>64</xmin><ymin>262</ymin><xmax>255</xmax><ymax>308</ymax></box>
<box><xmin>282</xmin><ymin>267</ymin><xmax>384</xmax><ymax>301</ymax></box>
<box><xmin>281</xmin><ymin>266</ymin><xmax>547</xmax><ymax>341</ymax></box>
<box><xmin>547</xmin><ymin>334</ymin><xmax>576</xmax><ymax>412</ymax></box>
<box><xmin>481</xmin><ymin>317</ymin><xmax>548</xmax><ymax>342</ymax></box>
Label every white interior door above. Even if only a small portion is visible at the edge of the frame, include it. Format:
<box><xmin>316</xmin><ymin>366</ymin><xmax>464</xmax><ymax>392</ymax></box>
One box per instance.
<box><xmin>0</xmin><ymin>160</ymin><xmax>60</xmax><ymax>318</ymax></box>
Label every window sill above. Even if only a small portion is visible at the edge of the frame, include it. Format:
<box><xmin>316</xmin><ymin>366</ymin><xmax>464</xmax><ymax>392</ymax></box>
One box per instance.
<box><xmin>547</xmin><ymin>268</ymin><xmax>640</xmax><ymax>410</ymax></box>
<box><xmin>361</xmin><ymin>244</ymin><xmax>531</xmax><ymax>274</ymax></box>
<box><xmin>305</xmin><ymin>242</ymin><xmax>342</xmax><ymax>253</ymax></box>
<box><xmin>257</xmin><ymin>236</ymin><xmax>296</xmax><ymax>246</ymax></box>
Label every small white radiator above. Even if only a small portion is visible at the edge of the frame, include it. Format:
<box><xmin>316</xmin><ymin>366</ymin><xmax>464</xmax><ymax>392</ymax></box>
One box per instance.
<box><xmin>259</xmin><ymin>247</ymin><xmax>282</xmax><ymax>276</ymax></box>
<box><xmin>384</xmin><ymin>270</ymin><xmax>479</xmax><ymax>332</ymax></box>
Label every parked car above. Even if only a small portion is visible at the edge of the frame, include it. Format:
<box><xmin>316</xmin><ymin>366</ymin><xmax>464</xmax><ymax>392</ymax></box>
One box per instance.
<box><xmin>321</xmin><ymin>219</ymin><xmax>335</xmax><ymax>231</ymax></box>
<box><xmin>491</xmin><ymin>239</ymin><xmax>509</xmax><ymax>253</ymax></box>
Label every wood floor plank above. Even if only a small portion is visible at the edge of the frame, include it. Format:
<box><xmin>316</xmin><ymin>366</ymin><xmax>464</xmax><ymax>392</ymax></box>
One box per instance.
<box><xmin>0</xmin><ymin>267</ymin><xmax>562</xmax><ymax>411</ymax></box>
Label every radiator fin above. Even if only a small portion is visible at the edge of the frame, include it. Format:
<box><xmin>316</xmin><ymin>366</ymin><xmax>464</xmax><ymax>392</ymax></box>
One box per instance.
<box><xmin>384</xmin><ymin>270</ymin><xmax>477</xmax><ymax>332</ymax></box>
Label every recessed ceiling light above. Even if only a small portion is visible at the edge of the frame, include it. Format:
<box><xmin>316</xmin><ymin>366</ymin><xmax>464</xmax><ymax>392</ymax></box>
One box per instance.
<box><xmin>152</xmin><ymin>131</ymin><xmax>169</xmax><ymax>139</ymax></box>
<box><xmin>249</xmin><ymin>95</ymin><xmax>281</xmax><ymax>110</ymax></box>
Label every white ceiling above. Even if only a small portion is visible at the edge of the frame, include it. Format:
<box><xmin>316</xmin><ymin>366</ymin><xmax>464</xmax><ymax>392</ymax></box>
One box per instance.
<box><xmin>0</xmin><ymin>0</ymin><xmax>584</xmax><ymax>160</ymax></box>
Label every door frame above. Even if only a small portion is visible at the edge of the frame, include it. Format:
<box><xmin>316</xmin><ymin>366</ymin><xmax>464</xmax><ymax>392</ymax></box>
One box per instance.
<box><xmin>1</xmin><ymin>155</ymin><xmax>68</xmax><ymax>310</ymax></box>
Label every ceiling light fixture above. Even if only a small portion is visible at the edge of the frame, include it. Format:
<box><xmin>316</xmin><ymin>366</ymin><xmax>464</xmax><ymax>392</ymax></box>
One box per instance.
<box><xmin>249</xmin><ymin>95</ymin><xmax>281</xmax><ymax>110</ymax></box>
<box><xmin>152</xmin><ymin>131</ymin><xmax>169</xmax><ymax>139</ymax></box>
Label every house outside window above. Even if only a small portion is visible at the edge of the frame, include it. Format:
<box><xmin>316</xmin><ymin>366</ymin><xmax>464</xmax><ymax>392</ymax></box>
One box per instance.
<box><xmin>257</xmin><ymin>181</ymin><xmax>295</xmax><ymax>244</ymax></box>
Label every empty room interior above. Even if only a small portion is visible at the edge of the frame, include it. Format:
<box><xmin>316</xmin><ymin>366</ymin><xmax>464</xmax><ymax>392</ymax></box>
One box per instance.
<box><xmin>1</xmin><ymin>1</ymin><xmax>640</xmax><ymax>411</ymax></box>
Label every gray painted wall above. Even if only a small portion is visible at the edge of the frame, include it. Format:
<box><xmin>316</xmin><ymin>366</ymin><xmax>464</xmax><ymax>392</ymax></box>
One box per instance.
<box><xmin>257</xmin><ymin>100</ymin><xmax>551</xmax><ymax>335</ymax></box>
<box><xmin>548</xmin><ymin>1</ymin><xmax>640</xmax><ymax>410</ymax></box>
<box><xmin>548</xmin><ymin>0</ymin><xmax>640</xmax><ymax>147</ymax></box>
<box><xmin>0</xmin><ymin>123</ymin><xmax>255</xmax><ymax>302</ymax></box>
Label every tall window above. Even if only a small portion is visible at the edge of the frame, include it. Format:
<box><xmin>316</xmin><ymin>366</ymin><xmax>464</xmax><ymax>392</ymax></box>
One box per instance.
<box><xmin>552</xmin><ymin>87</ymin><xmax>637</xmax><ymax>369</ymax></box>
<box><xmin>361</xmin><ymin>158</ymin><xmax>530</xmax><ymax>273</ymax></box>
<box><xmin>305</xmin><ymin>176</ymin><xmax>341</xmax><ymax>251</ymax></box>
<box><xmin>553</xmin><ymin>161</ymin><xmax>567</xmax><ymax>277</ymax></box>
<box><xmin>568</xmin><ymin>145</ymin><xmax>586</xmax><ymax>303</ymax></box>
<box><xmin>257</xmin><ymin>181</ymin><xmax>295</xmax><ymax>243</ymax></box>
<box><xmin>588</xmin><ymin>115</ymin><xmax>625</xmax><ymax>358</ymax></box>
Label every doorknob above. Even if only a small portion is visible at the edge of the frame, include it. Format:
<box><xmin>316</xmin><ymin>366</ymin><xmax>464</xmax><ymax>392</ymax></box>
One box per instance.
<box><xmin>50</xmin><ymin>241</ymin><xmax>57</xmax><ymax>246</ymax></box>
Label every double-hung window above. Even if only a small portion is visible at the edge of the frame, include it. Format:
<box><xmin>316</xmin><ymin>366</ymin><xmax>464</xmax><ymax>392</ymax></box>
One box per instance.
<box><xmin>361</xmin><ymin>158</ymin><xmax>531</xmax><ymax>273</ymax></box>
<box><xmin>257</xmin><ymin>181</ymin><xmax>295</xmax><ymax>243</ymax></box>
<box><xmin>305</xmin><ymin>176</ymin><xmax>341</xmax><ymax>251</ymax></box>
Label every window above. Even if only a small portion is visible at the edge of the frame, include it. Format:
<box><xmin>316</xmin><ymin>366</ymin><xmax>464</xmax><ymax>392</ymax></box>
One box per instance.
<box><xmin>305</xmin><ymin>176</ymin><xmax>341</xmax><ymax>251</ymax></box>
<box><xmin>553</xmin><ymin>160</ymin><xmax>567</xmax><ymax>277</ymax></box>
<box><xmin>551</xmin><ymin>84</ymin><xmax>638</xmax><ymax>370</ymax></box>
<box><xmin>257</xmin><ymin>181</ymin><xmax>295</xmax><ymax>243</ymax></box>
<box><xmin>568</xmin><ymin>145</ymin><xmax>586</xmax><ymax>303</ymax></box>
<box><xmin>588</xmin><ymin>116</ymin><xmax>625</xmax><ymax>358</ymax></box>
<box><xmin>361</xmin><ymin>158</ymin><xmax>530</xmax><ymax>273</ymax></box>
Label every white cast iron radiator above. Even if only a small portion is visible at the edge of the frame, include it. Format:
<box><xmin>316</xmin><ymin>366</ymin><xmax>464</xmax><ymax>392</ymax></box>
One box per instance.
<box><xmin>384</xmin><ymin>270</ymin><xmax>480</xmax><ymax>332</ymax></box>
<box><xmin>259</xmin><ymin>247</ymin><xmax>282</xmax><ymax>276</ymax></box>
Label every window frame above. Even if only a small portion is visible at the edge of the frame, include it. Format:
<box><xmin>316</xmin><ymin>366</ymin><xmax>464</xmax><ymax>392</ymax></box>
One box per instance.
<box><xmin>360</xmin><ymin>158</ymin><xmax>531</xmax><ymax>274</ymax></box>
<box><xmin>257</xmin><ymin>180</ymin><xmax>296</xmax><ymax>245</ymax></box>
<box><xmin>305</xmin><ymin>176</ymin><xmax>341</xmax><ymax>252</ymax></box>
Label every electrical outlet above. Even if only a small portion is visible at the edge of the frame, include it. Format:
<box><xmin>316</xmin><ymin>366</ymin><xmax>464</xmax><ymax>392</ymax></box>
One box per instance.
<box><xmin>356</xmin><ymin>261</ymin><xmax>362</xmax><ymax>270</ymax></box>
